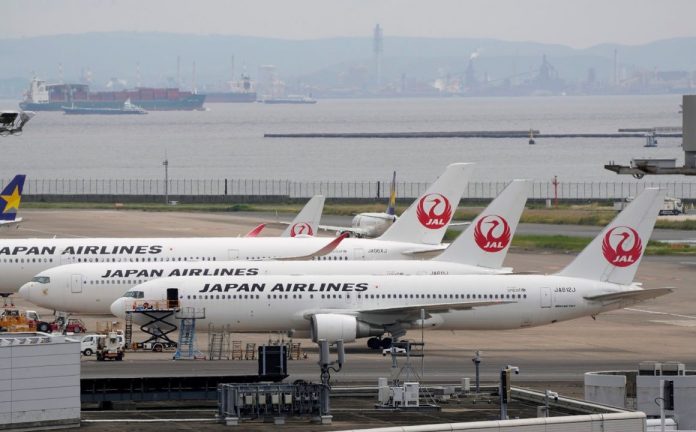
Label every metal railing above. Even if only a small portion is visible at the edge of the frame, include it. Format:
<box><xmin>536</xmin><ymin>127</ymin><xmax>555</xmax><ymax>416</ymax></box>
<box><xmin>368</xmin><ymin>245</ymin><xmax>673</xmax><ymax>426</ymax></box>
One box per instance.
<box><xmin>5</xmin><ymin>178</ymin><xmax>696</xmax><ymax>200</ymax></box>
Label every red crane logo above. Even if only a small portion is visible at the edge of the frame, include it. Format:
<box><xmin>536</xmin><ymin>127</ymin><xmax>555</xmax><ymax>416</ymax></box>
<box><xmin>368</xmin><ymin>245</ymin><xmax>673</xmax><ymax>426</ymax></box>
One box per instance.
<box><xmin>416</xmin><ymin>193</ymin><xmax>452</xmax><ymax>229</ymax></box>
<box><xmin>602</xmin><ymin>226</ymin><xmax>643</xmax><ymax>267</ymax></box>
<box><xmin>290</xmin><ymin>222</ymin><xmax>313</xmax><ymax>237</ymax></box>
<box><xmin>473</xmin><ymin>215</ymin><xmax>511</xmax><ymax>252</ymax></box>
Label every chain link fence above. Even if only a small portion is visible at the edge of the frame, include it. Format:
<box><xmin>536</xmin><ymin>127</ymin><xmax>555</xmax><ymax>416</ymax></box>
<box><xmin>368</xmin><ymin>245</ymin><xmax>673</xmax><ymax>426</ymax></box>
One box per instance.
<box><xmin>4</xmin><ymin>178</ymin><xmax>696</xmax><ymax>200</ymax></box>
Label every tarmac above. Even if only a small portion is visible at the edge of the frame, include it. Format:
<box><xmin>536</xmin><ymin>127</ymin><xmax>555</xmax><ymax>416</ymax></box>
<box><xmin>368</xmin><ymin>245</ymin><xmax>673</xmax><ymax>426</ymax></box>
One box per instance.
<box><xmin>4</xmin><ymin>208</ymin><xmax>696</xmax><ymax>400</ymax></box>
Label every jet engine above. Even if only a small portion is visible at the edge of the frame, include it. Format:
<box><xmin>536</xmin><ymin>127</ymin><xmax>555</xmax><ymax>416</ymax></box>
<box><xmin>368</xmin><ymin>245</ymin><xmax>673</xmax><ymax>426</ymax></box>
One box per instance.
<box><xmin>310</xmin><ymin>313</ymin><xmax>382</xmax><ymax>343</ymax></box>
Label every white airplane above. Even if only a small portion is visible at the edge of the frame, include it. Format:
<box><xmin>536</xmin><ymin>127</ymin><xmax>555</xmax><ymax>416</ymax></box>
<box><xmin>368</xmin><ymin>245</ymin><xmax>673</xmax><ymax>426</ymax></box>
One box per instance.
<box><xmin>0</xmin><ymin>163</ymin><xmax>472</xmax><ymax>295</ymax></box>
<box><xmin>321</xmin><ymin>171</ymin><xmax>398</xmax><ymax>238</ymax></box>
<box><xmin>320</xmin><ymin>170</ymin><xmax>469</xmax><ymax>239</ymax></box>
<box><xmin>0</xmin><ymin>175</ymin><xmax>26</xmax><ymax>227</ymax></box>
<box><xmin>111</xmin><ymin>188</ymin><xmax>670</xmax><ymax>350</ymax></box>
<box><xmin>279</xmin><ymin>195</ymin><xmax>325</xmax><ymax>237</ymax></box>
<box><xmin>20</xmin><ymin>180</ymin><xmax>530</xmax><ymax>315</ymax></box>
<box><xmin>247</xmin><ymin>195</ymin><xmax>325</xmax><ymax>237</ymax></box>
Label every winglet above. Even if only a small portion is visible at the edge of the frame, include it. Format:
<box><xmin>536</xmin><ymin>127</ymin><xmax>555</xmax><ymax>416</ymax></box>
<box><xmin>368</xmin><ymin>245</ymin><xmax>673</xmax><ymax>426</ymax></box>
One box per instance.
<box><xmin>278</xmin><ymin>232</ymin><xmax>349</xmax><ymax>261</ymax></box>
<box><xmin>378</xmin><ymin>163</ymin><xmax>474</xmax><ymax>245</ymax></box>
<box><xmin>245</xmin><ymin>223</ymin><xmax>265</xmax><ymax>237</ymax></box>
<box><xmin>281</xmin><ymin>195</ymin><xmax>326</xmax><ymax>237</ymax></box>
<box><xmin>0</xmin><ymin>175</ymin><xmax>26</xmax><ymax>223</ymax></box>
<box><xmin>557</xmin><ymin>188</ymin><xmax>665</xmax><ymax>285</ymax></box>
<box><xmin>433</xmin><ymin>179</ymin><xmax>529</xmax><ymax>268</ymax></box>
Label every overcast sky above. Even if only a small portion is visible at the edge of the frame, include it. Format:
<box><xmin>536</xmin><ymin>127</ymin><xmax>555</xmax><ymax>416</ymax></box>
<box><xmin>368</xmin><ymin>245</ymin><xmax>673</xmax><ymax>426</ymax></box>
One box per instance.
<box><xmin>5</xmin><ymin>0</ymin><xmax>696</xmax><ymax>48</ymax></box>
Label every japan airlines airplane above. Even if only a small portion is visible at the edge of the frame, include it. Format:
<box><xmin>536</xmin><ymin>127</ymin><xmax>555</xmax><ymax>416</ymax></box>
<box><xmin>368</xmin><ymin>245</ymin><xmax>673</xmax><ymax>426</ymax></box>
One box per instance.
<box><xmin>0</xmin><ymin>175</ymin><xmax>26</xmax><ymax>227</ymax></box>
<box><xmin>111</xmin><ymin>188</ymin><xmax>670</xmax><ymax>349</ymax></box>
<box><xmin>0</xmin><ymin>163</ymin><xmax>472</xmax><ymax>294</ymax></box>
<box><xmin>20</xmin><ymin>180</ymin><xmax>529</xmax><ymax>314</ymax></box>
<box><xmin>279</xmin><ymin>195</ymin><xmax>325</xmax><ymax>237</ymax></box>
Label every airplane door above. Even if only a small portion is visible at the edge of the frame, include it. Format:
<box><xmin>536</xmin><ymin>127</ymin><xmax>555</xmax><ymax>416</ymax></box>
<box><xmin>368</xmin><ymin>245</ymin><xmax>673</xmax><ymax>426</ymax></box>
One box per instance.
<box><xmin>70</xmin><ymin>274</ymin><xmax>83</xmax><ymax>294</ymax></box>
<box><xmin>61</xmin><ymin>254</ymin><xmax>74</xmax><ymax>265</ymax></box>
<box><xmin>228</xmin><ymin>249</ymin><xmax>239</xmax><ymax>260</ymax></box>
<box><xmin>166</xmin><ymin>288</ymin><xmax>179</xmax><ymax>308</ymax></box>
<box><xmin>353</xmin><ymin>248</ymin><xmax>365</xmax><ymax>260</ymax></box>
<box><xmin>540</xmin><ymin>287</ymin><xmax>552</xmax><ymax>308</ymax></box>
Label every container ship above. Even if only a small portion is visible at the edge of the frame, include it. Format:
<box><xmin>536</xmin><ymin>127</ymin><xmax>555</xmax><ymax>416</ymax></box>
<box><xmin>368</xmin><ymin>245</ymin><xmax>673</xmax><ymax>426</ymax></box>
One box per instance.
<box><xmin>19</xmin><ymin>79</ymin><xmax>205</xmax><ymax>111</ymax></box>
<box><xmin>201</xmin><ymin>75</ymin><xmax>257</xmax><ymax>103</ymax></box>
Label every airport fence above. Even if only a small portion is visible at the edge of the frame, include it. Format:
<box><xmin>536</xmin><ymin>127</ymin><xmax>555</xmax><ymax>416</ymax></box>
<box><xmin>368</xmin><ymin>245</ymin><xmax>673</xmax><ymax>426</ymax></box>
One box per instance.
<box><xmin>6</xmin><ymin>178</ymin><xmax>696</xmax><ymax>201</ymax></box>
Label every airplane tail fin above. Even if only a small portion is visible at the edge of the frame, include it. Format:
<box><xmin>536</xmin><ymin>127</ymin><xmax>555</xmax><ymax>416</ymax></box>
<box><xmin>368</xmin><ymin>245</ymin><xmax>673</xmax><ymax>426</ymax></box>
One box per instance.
<box><xmin>0</xmin><ymin>175</ymin><xmax>26</xmax><ymax>222</ymax></box>
<box><xmin>556</xmin><ymin>188</ymin><xmax>665</xmax><ymax>285</ymax></box>
<box><xmin>378</xmin><ymin>163</ymin><xmax>474</xmax><ymax>245</ymax></box>
<box><xmin>386</xmin><ymin>171</ymin><xmax>397</xmax><ymax>216</ymax></box>
<box><xmin>281</xmin><ymin>195</ymin><xmax>325</xmax><ymax>237</ymax></box>
<box><xmin>433</xmin><ymin>179</ymin><xmax>529</xmax><ymax>268</ymax></box>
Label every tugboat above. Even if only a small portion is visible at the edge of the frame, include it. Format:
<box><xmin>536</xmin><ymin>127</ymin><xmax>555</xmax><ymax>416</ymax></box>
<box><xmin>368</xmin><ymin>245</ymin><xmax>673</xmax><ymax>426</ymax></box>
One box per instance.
<box><xmin>62</xmin><ymin>99</ymin><xmax>148</xmax><ymax>115</ymax></box>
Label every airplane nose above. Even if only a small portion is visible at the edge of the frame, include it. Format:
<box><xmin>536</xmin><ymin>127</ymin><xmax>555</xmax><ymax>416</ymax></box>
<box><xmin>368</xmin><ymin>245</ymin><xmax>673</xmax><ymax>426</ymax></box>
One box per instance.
<box><xmin>18</xmin><ymin>283</ymin><xmax>33</xmax><ymax>301</ymax></box>
<box><xmin>110</xmin><ymin>298</ymin><xmax>126</xmax><ymax>318</ymax></box>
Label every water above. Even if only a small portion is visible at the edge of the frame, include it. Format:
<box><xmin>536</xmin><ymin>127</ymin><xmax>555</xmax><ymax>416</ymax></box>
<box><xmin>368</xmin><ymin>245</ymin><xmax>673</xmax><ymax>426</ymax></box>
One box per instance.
<box><xmin>0</xmin><ymin>95</ymin><xmax>689</xmax><ymax>182</ymax></box>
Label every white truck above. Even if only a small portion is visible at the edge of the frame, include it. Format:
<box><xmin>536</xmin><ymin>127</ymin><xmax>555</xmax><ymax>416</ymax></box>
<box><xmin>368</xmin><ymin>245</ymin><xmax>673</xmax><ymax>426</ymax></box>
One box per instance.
<box><xmin>615</xmin><ymin>196</ymin><xmax>684</xmax><ymax>216</ymax></box>
<box><xmin>82</xmin><ymin>332</ymin><xmax>125</xmax><ymax>360</ymax></box>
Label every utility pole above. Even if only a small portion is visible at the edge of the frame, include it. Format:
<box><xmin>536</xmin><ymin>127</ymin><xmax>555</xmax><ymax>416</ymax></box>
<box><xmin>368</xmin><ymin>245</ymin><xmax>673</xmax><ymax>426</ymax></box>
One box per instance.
<box><xmin>163</xmin><ymin>153</ymin><xmax>169</xmax><ymax>204</ymax></box>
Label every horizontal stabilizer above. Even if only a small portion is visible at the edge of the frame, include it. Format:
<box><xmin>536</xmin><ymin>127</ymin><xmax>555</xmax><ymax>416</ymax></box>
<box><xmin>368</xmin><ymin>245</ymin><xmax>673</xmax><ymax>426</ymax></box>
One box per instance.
<box><xmin>245</xmin><ymin>223</ymin><xmax>265</xmax><ymax>237</ymax></box>
<box><xmin>584</xmin><ymin>288</ymin><xmax>673</xmax><ymax>303</ymax></box>
<box><xmin>400</xmin><ymin>245</ymin><xmax>448</xmax><ymax>256</ymax></box>
<box><xmin>277</xmin><ymin>232</ymin><xmax>349</xmax><ymax>261</ymax></box>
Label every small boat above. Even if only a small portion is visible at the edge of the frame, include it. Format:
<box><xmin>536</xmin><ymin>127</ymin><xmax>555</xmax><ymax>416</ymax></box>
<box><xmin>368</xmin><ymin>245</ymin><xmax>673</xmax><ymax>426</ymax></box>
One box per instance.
<box><xmin>262</xmin><ymin>95</ymin><xmax>317</xmax><ymax>105</ymax></box>
<box><xmin>62</xmin><ymin>98</ymin><xmax>148</xmax><ymax>115</ymax></box>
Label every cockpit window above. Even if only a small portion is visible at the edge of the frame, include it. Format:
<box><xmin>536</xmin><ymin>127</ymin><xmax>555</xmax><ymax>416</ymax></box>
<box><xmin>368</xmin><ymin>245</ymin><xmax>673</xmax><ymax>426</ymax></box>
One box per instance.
<box><xmin>31</xmin><ymin>276</ymin><xmax>50</xmax><ymax>284</ymax></box>
<box><xmin>123</xmin><ymin>290</ymin><xmax>144</xmax><ymax>299</ymax></box>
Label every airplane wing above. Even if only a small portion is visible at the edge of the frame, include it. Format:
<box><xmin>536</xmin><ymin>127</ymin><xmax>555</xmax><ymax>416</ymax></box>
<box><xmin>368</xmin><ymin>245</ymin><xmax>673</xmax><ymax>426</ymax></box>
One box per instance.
<box><xmin>584</xmin><ymin>288</ymin><xmax>673</xmax><ymax>303</ymax></box>
<box><xmin>275</xmin><ymin>232</ymin><xmax>349</xmax><ymax>261</ymax></box>
<box><xmin>448</xmin><ymin>221</ymin><xmax>471</xmax><ymax>227</ymax></box>
<box><xmin>317</xmin><ymin>224</ymin><xmax>370</xmax><ymax>237</ymax></box>
<box><xmin>0</xmin><ymin>218</ymin><xmax>23</xmax><ymax>227</ymax></box>
<box><xmin>245</xmin><ymin>223</ymin><xmax>265</xmax><ymax>237</ymax></box>
<box><xmin>357</xmin><ymin>299</ymin><xmax>515</xmax><ymax>315</ymax></box>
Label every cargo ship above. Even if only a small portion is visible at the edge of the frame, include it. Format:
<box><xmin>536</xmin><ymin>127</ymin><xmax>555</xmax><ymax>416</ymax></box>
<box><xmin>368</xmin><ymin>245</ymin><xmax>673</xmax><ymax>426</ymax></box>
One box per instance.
<box><xmin>19</xmin><ymin>79</ymin><xmax>205</xmax><ymax>111</ymax></box>
<box><xmin>202</xmin><ymin>75</ymin><xmax>257</xmax><ymax>103</ymax></box>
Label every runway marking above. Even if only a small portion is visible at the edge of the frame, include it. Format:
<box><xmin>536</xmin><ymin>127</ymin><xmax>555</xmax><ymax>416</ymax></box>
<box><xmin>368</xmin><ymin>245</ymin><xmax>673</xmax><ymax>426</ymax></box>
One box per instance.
<box><xmin>650</xmin><ymin>320</ymin><xmax>696</xmax><ymax>327</ymax></box>
<box><xmin>625</xmin><ymin>308</ymin><xmax>696</xmax><ymax>320</ymax></box>
<box><xmin>17</xmin><ymin>227</ymin><xmax>87</xmax><ymax>238</ymax></box>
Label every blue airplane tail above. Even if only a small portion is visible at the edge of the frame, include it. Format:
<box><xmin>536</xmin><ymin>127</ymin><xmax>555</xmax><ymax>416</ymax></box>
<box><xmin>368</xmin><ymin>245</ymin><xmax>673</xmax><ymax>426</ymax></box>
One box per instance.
<box><xmin>0</xmin><ymin>175</ymin><xmax>26</xmax><ymax>221</ymax></box>
<box><xmin>386</xmin><ymin>171</ymin><xmax>396</xmax><ymax>216</ymax></box>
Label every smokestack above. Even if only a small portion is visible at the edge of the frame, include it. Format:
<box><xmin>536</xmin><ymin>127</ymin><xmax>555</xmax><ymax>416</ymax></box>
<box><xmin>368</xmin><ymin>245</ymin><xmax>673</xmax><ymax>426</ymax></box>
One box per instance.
<box><xmin>177</xmin><ymin>56</ymin><xmax>181</xmax><ymax>88</ymax></box>
<box><xmin>683</xmin><ymin>95</ymin><xmax>696</xmax><ymax>168</ymax></box>
<box><xmin>373</xmin><ymin>24</ymin><xmax>383</xmax><ymax>89</ymax></box>
<box><xmin>192</xmin><ymin>61</ymin><xmax>197</xmax><ymax>94</ymax></box>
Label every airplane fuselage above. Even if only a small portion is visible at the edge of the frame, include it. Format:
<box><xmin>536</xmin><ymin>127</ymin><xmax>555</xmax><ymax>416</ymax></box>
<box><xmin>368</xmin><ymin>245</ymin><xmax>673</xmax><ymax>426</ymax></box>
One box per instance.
<box><xmin>0</xmin><ymin>236</ymin><xmax>444</xmax><ymax>293</ymax></box>
<box><xmin>20</xmin><ymin>260</ymin><xmax>506</xmax><ymax>314</ymax></box>
<box><xmin>113</xmin><ymin>274</ymin><xmax>637</xmax><ymax>336</ymax></box>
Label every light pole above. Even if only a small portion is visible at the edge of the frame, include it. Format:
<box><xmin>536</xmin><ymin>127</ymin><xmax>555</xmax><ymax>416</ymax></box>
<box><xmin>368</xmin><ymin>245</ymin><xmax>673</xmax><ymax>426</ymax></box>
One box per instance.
<box><xmin>163</xmin><ymin>156</ymin><xmax>169</xmax><ymax>204</ymax></box>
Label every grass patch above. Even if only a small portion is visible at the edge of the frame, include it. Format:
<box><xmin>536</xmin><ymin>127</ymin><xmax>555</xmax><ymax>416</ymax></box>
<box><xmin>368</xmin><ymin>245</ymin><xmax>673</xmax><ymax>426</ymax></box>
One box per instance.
<box><xmin>443</xmin><ymin>230</ymin><xmax>696</xmax><ymax>255</ymax></box>
<box><xmin>19</xmin><ymin>201</ymin><xmax>696</xmax><ymax>231</ymax></box>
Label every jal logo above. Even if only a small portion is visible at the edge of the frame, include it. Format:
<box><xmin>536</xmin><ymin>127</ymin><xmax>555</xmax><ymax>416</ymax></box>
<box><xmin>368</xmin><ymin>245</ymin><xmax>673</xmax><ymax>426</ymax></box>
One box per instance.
<box><xmin>290</xmin><ymin>222</ymin><xmax>313</xmax><ymax>237</ymax></box>
<box><xmin>473</xmin><ymin>215</ymin><xmax>511</xmax><ymax>252</ymax></box>
<box><xmin>602</xmin><ymin>226</ymin><xmax>643</xmax><ymax>267</ymax></box>
<box><xmin>416</xmin><ymin>193</ymin><xmax>452</xmax><ymax>229</ymax></box>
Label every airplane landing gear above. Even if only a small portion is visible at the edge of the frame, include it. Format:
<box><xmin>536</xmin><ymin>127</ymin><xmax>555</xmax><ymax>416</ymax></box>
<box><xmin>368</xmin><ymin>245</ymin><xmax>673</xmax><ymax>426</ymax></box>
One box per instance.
<box><xmin>367</xmin><ymin>337</ymin><xmax>393</xmax><ymax>350</ymax></box>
